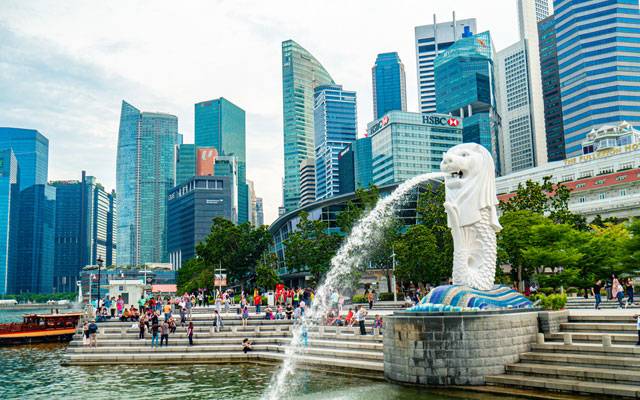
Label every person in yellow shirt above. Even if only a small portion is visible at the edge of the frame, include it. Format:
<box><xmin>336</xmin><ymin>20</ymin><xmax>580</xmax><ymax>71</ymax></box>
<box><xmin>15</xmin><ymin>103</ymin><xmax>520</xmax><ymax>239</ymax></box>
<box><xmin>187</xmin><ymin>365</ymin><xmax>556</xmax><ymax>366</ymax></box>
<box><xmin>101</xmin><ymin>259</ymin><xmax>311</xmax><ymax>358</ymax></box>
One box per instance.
<box><xmin>163</xmin><ymin>302</ymin><xmax>172</xmax><ymax>321</ymax></box>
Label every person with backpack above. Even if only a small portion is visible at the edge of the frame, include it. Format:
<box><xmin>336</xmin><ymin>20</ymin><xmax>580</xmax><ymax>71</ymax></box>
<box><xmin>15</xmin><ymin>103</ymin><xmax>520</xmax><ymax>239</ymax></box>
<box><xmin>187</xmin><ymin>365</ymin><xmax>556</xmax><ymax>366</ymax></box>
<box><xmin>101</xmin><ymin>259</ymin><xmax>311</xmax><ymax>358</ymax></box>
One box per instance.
<box><xmin>87</xmin><ymin>320</ymin><xmax>98</xmax><ymax>347</ymax></box>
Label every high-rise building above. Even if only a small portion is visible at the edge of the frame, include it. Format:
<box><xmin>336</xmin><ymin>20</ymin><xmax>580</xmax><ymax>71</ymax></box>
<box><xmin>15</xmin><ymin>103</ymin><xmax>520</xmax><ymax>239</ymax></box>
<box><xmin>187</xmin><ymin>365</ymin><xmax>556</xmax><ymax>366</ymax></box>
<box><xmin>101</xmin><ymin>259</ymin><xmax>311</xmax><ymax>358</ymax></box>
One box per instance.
<box><xmin>0</xmin><ymin>128</ymin><xmax>55</xmax><ymax>293</ymax></box>
<box><xmin>554</xmin><ymin>0</ymin><xmax>640</xmax><ymax>157</ymax></box>
<box><xmin>116</xmin><ymin>101</ymin><xmax>179</xmax><ymax>267</ymax></box>
<box><xmin>0</xmin><ymin>128</ymin><xmax>49</xmax><ymax>188</ymax></box>
<box><xmin>434</xmin><ymin>31</ymin><xmax>502</xmax><ymax>172</ymax></box>
<box><xmin>299</xmin><ymin>158</ymin><xmax>316</xmax><ymax>207</ymax></box>
<box><xmin>368</xmin><ymin>112</ymin><xmax>463</xmax><ymax>186</ymax></box>
<box><xmin>538</xmin><ymin>14</ymin><xmax>566</xmax><ymax>162</ymax></box>
<box><xmin>337</xmin><ymin>136</ymin><xmax>374</xmax><ymax>195</ymax></box>
<box><xmin>313</xmin><ymin>84</ymin><xmax>357</xmax><ymax>201</ymax></box>
<box><xmin>372</xmin><ymin>52</ymin><xmax>407</xmax><ymax>119</ymax></box>
<box><xmin>255</xmin><ymin>197</ymin><xmax>264</xmax><ymax>226</ymax></box>
<box><xmin>106</xmin><ymin>190</ymin><xmax>116</xmax><ymax>267</ymax></box>
<box><xmin>497</xmin><ymin>0</ymin><xmax>550</xmax><ymax>174</ymax></box>
<box><xmin>213</xmin><ymin>156</ymin><xmax>239</xmax><ymax>222</ymax></box>
<box><xmin>195</xmin><ymin>97</ymin><xmax>249</xmax><ymax>222</ymax></box>
<box><xmin>16</xmin><ymin>184</ymin><xmax>56</xmax><ymax>293</ymax></box>
<box><xmin>167</xmin><ymin>176</ymin><xmax>235</xmax><ymax>270</ymax></box>
<box><xmin>51</xmin><ymin>172</ymin><xmax>115</xmax><ymax>292</ymax></box>
<box><xmin>0</xmin><ymin>149</ymin><xmax>19</xmax><ymax>295</ymax></box>
<box><xmin>175</xmin><ymin>144</ymin><xmax>196</xmax><ymax>186</ymax></box>
<box><xmin>415</xmin><ymin>17</ymin><xmax>477</xmax><ymax>113</ymax></box>
<box><xmin>282</xmin><ymin>40</ymin><xmax>335</xmax><ymax>212</ymax></box>
<box><xmin>247</xmin><ymin>179</ymin><xmax>257</xmax><ymax>225</ymax></box>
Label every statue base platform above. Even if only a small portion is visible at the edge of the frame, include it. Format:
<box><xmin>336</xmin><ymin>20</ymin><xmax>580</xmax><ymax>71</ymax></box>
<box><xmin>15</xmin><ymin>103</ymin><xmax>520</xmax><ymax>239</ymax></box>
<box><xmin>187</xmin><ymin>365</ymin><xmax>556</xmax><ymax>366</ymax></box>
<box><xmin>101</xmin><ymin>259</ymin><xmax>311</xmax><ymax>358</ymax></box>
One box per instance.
<box><xmin>408</xmin><ymin>285</ymin><xmax>532</xmax><ymax>312</ymax></box>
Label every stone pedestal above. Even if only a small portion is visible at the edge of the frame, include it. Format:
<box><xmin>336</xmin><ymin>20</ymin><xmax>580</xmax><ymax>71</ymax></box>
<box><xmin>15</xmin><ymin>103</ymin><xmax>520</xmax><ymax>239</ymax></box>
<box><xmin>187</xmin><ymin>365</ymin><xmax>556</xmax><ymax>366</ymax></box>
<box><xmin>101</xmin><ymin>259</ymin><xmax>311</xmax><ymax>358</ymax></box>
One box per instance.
<box><xmin>384</xmin><ymin>309</ymin><xmax>538</xmax><ymax>385</ymax></box>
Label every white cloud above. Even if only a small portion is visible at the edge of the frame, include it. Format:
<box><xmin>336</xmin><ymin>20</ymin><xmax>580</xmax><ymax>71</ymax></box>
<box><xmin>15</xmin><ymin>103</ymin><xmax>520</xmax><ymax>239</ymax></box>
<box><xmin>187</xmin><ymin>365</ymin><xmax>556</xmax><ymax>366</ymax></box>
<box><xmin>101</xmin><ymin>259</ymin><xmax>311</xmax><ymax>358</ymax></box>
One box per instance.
<box><xmin>0</xmin><ymin>0</ymin><xmax>518</xmax><ymax>223</ymax></box>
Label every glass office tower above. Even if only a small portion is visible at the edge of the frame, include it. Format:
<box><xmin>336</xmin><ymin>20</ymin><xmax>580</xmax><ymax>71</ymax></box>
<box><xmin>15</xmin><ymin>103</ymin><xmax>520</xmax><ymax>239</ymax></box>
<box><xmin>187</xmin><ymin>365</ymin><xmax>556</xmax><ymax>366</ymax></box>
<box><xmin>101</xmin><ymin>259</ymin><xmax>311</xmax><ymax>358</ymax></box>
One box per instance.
<box><xmin>116</xmin><ymin>101</ymin><xmax>178</xmax><ymax>267</ymax></box>
<box><xmin>372</xmin><ymin>52</ymin><xmax>407</xmax><ymax>119</ymax></box>
<box><xmin>0</xmin><ymin>150</ymin><xmax>18</xmax><ymax>294</ymax></box>
<box><xmin>313</xmin><ymin>84</ymin><xmax>357</xmax><ymax>201</ymax></box>
<box><xmin>195</xmin><ymin>98</ymin><xmax>248</xmax><ymax>223</ymax></box>
<box><xmin>434</xmin><ymin>31</ymin><xmax>502</xmax><ymax>173</ymax></box>
<box><xmin>554</xmin><ymin>0</ymin><xmax>640</xmax><ymax>157</ymax></box>
<box><xmin>281</xmin><ymin>39</ymin><xmax>334</xmax><ymax>212</ymax></box>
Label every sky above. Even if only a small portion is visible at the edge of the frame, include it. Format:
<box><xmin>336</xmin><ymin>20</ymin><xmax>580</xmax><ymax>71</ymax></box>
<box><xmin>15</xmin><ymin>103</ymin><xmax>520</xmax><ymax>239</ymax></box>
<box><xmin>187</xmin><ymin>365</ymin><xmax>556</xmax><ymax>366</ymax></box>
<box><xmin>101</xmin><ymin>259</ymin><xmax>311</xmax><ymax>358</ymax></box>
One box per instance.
<box><xmin>0</xmin><ymin>0</ymin><xmax>520</xmax><ymax>224</ymax></box>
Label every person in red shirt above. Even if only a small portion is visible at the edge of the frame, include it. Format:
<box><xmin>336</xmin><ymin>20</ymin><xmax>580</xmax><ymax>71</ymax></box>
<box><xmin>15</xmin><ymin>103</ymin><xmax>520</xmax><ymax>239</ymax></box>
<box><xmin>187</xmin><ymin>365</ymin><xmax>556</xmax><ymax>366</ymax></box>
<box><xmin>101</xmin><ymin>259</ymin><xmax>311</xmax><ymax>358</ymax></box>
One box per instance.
<box><xmin>254</xmin><ymin>292</ymin><xmax>262</xmax><ymax>314</ymax></box>
<box><xmin>345</xmin><ymin>308</ymin><xmax>354</xmax><ymax>326</ymax></box>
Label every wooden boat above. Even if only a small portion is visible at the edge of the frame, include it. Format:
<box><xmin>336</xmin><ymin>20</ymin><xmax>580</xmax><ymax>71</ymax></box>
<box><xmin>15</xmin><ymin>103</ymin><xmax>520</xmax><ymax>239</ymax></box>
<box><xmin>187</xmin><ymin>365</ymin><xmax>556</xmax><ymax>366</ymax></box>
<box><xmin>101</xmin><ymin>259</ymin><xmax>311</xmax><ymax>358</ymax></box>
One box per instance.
<box><xmin>0</xmin><ymin>312</ymin><xmax>83</xmax><ymax>345</ymax></box>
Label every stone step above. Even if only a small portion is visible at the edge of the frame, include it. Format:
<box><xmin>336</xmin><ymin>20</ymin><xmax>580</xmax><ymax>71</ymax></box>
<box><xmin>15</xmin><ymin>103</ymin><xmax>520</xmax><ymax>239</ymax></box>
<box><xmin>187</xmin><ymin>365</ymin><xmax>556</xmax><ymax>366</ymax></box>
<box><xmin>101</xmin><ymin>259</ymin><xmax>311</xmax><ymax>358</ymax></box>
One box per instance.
<box><xmin>486</xmin><ymin>374</ymin><xmax>640</xmax><ymax>398</ymax></box>
<box><xmin>66</xmin><ymin>343</ymin><xmax>383</xmax><ymax>361</ymax></box>
<box><xmin>63</xmin><ymin>350</ymin><xmax>384</xmax><ymax>372</ymax></box>
<box><xmin>532</xmin><ymin>342</ymin><xmax>640</xmax><ymax>357</ymax></box>
<box><xmin>506</xmin><ymin>363</ymin><xmax>640</xmax><ymax>385</ymax></box>
<box><xmin>569</xmin><ymin>315</ymin><xmax>636</xmax><ymax>323</ymax></box>
<box><xmin>521</xmin><ymin>351</ymin><xmax>640</xmax><ymax>369</ymax></box>
<box><xmin>560</xmin><ymin>322</ymin><xmax>636</xmax><ymax>333</ymax></box>
<box><xmin>546</xmin><ymin>332</ymin><xmax>638</xmax><ymax>345</ymax></box>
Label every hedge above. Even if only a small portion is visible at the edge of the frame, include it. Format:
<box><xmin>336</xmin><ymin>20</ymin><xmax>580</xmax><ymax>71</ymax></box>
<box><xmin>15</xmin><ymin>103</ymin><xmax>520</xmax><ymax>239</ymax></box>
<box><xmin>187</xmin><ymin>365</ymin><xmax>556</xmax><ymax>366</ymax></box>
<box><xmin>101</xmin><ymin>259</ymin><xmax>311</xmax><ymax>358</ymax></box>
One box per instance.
<box><xmin>530</xmin><ymin>293</ymin><xmax>567</xmax><ymax>310</ymax></box>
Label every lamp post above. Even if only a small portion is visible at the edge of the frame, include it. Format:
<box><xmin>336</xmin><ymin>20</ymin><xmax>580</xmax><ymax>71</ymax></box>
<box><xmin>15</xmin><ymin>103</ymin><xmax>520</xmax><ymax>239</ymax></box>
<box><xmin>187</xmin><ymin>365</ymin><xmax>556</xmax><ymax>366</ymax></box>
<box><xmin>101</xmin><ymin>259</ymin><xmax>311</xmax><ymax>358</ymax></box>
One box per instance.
<box><xmin>391</xmin><ymin>246</ymin><xmax>397</xmax><ymax>303</ymax></box>
<box><xmin>96</xmin><ymin>257</ymin><xmax>104</xmax><ymax>309</ymax></box>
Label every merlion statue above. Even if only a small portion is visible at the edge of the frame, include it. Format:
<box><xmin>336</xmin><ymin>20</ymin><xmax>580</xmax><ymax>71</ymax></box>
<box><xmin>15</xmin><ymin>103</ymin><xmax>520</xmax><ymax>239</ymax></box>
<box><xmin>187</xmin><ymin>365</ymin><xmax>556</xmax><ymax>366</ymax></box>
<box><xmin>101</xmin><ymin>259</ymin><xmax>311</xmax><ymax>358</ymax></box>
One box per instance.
<box><xmin>440</xmin><ymin>143</ymin><xmax>501</xmax><ymax>291</ymax></box>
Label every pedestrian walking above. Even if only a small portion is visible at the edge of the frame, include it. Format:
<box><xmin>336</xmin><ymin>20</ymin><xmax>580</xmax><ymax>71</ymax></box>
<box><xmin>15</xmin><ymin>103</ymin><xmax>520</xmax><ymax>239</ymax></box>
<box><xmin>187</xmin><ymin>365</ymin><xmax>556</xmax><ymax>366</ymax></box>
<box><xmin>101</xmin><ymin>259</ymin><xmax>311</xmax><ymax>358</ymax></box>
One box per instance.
<box><xmin>592</xmin><ymin>279</ymin><xmax>602</xmax><ymax>310</ymax></box>
<box><xmin>88</xmin><ymin>320</ymin><xmax>98</xmax><ymax>348</ymax></box>
<box><xmin>187</xmin><ymin>322</ymin><xmax>194</xmax><ymax>346</ymax></box>
<box><xmin>612</xmin><ymin>274</ymin><xmax>625</xmax><ymax>308</ymax></box>
<box><xmin>82</xmin><ymin>321</ymin><xmax>89</xmax><ymax>345</ymax></box>
<box><xmin>626</xmin><ymin>278</ymin><xmax>635</xmax><ymax>306</ymax></box>
<box><xmin>367</xmin><ymin>290</ymin><xmax>374</xmax><ymax>310</ymax></box>
<box><xmin>180</xmin><ymin>307</ymin><xmax>187</xmax><ymax>327</ymax></box>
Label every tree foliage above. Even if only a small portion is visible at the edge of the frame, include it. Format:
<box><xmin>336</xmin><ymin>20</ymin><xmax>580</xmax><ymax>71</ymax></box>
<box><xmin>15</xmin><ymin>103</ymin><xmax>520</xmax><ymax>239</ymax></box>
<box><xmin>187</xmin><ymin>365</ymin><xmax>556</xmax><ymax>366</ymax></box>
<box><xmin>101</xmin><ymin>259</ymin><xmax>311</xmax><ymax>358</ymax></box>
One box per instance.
<box><xmin>177</xmin><ymin>218</ymin><xmax>272</xmax><ymax>292</ymax></box>
<box><xmin>283</xmin><ymin>212</ymin><xmax>342</xmax><ymax>284</ymax></box>
<box><xmin>255</xmin><ymin>253</ymin><xmax>281</xmax><ymax>290</ymax></box>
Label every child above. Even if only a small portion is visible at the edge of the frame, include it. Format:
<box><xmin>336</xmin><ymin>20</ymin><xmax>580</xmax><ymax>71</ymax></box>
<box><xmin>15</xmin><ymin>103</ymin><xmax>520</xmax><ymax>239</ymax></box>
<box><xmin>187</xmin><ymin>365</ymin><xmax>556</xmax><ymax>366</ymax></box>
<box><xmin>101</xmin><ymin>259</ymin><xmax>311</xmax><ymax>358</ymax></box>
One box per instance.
<box><xmin>241</xmin><ymin>305</ymin><xmax>249</xmax><ymax>326</ymax></box>
<box><xmin>373</xmin><ymin>315</ymin><xmax>383</xmax><ymax>336</ymax></box>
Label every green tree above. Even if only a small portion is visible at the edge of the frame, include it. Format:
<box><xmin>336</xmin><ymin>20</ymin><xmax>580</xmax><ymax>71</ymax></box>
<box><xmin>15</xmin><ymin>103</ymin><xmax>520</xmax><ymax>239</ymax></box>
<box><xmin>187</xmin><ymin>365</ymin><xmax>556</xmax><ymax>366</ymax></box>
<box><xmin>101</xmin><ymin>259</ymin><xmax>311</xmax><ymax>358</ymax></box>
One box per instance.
<box><xmin>283</xmin><ymin>212</ymin><xmax>341</xmax><ymax>284</ymax></box>
<box><xmin>415</xmin><ymin>183</ymin><xmax>453</xmax><ymax>282</ymax></box>
<box><xmin>255</xmin><ymin>253</ymin><xmax>281</xmax><ymax>290</ymax></box>
<box><xmin>336</xmin><ymin>186</ymin><xmax>380</xmax><ymax>233</ymax></box>
<box><xmin>177</xmin><ymin>218</ymin><xmax>273</xmax><ymax>292</ymax></box>
<box><xmin>394</xmin><ymin>224</ymin><xmax>440</xmax><ymax>285</ymax></box>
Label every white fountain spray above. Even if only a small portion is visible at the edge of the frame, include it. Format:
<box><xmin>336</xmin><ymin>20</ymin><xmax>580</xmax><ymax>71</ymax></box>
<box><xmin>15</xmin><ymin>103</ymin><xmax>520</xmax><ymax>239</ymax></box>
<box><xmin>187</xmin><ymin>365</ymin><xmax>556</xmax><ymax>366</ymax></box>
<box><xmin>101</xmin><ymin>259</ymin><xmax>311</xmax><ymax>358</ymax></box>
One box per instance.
<box><xmin>263</xmin><ymin>172</ymin><xmax>445</xmax><ymax>400</ymax></box>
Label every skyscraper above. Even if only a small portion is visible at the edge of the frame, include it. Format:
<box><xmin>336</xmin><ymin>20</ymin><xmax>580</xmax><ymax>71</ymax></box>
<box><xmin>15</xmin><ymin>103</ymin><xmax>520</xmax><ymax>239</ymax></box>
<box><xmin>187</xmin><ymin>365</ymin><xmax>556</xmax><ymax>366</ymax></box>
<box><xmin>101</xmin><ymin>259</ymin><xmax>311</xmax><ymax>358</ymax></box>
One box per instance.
<box><xmin>175</xmin><ymin>144</ymin><xmax>196</xmax><ymax>186</ymax></box>
<box><xmin>255</xmin><ymin>197</ymin><xmax>264</xmax><ymax>226</ymax></box>
<box><xmin>434</xmin><ymin>31</ymin><xmax>502</xmax><ymax>172</ymax></box>
<box><xmin>195</xmin><ymin>98</ymin><xmax>248</xmax><ymax>223</ymax></box>
<box><xmin>0</xmin><ymin>150</ymin><xmax>19</xmax><ymax>295</ymax></box>
<box><xmin>299</xmin><ymin>158</ymin><xmax>316</xmax><ymax>207</ymax></box>
<box><xmin>372</xmin><ymin>52</ymin><xmax>407</xmax><ymax>119</ymax></box>
<box><xmin>106</xmin><ymin>190</ymin><xmax>117</xmax><ymax>267</ymax></box>
<box><xmin>538</xmin><ymin>14</ymin><xmax>566</xmax><ymax>162</ymax></box>
<box><xmin>116</xmin><ymin>101</ymin><xmax>178</xmax><ymax>267</ymax></box>
<box><xmin>337</xmin><ymin>136</ymin><xmax>373</xmax><ymax>195</ymax></box>
<box><xmin>554</xmin><ymin>0</ymin><xmax>640</xmax><ymax>157</ymax></box>
<box><xmin>497</xmin><ymin>0</ymin><xmax>550</xmax><ymax>174</ymax></box>
<box><xmin>51</xmin><ymin>172</ymin><xmax>115</xmax><ymax>292</ymax></box>
<box><xmin>281</xmin><ymin>40</ymin><xmax>335</xmax><ymax>212</ymax></box>
<box><xmin>313</xmin><ymin>84</ymin><xmax>357</xmax><ymax>201</ymax></box>
<box><xmin>415</xmin><ymin>17</ymin><xmax>477</xmax><ymax>113</ymax></box>
<box><xmin>0</xmin><ymin>127</ymin><xmax>55</xmax><ymax>293</ymax></box>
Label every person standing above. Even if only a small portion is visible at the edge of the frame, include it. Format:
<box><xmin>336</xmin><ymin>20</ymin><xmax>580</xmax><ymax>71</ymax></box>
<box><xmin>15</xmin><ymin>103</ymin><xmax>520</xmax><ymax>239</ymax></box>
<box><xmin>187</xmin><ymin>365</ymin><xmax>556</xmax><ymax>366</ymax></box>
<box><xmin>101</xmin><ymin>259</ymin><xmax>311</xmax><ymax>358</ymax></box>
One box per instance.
<box><xmin>160</xmin><ymin>320</ymin><xmax>169</xmax><ymax>347</ymax></box>
<box><xmin>88</xmin><ymin>320</ymin><xmax>98</xmax><ymax>348</ymax></box>
<box><xmin>138</xmin><ymin>316</ymin><xmax>146</xmax><ymax>339</ymax></box>
<box><xmin>187</xmin><ymin>322</ymin><xmax>194</xmax><ymax>346</ymax></box>
<box><xmin>212</xmin><ymin>310</ymin><xmax>223</xmax><ymax>333</ymax></box>
<box><xmin>612</xmin><ymin>274</ymin><xmax>624</xmax><ymax>308</ymax></box>
<box><xmin>592</xmin><ymin>279</ymin><xmax>602</xmax><ymax>310</ymax></box>
<box><xmin>151</xmin><ymin>314</ymin><xmax>160</xmax><ymax>348</ymax></box>
<box><xmin>254</xmin><ymin>292</ymin><xmax>262</xmax><ymax>314</ymax></box>
<box><xmin>356</xmin><ymin>306</ymin><xmax>367</xmax><ymax>335</ymax></box>
<box><xmin>241</xmin><ymin>305</ymin><xmax>249</xmax><ymax>326</ymax></box>
<box><xmin>626</xmin><ymin>278</ymin><xmax>635</xmax><ymax>306</ymax></box>
<box><xmin>179</xmin><ymin>307</ymin><xmax>187</xmax><ymax>327</ymax></box>
<box><xmin>367</xmin><ymin>291</ymin><xmax>374</xmax><ymax>310</ymax></box>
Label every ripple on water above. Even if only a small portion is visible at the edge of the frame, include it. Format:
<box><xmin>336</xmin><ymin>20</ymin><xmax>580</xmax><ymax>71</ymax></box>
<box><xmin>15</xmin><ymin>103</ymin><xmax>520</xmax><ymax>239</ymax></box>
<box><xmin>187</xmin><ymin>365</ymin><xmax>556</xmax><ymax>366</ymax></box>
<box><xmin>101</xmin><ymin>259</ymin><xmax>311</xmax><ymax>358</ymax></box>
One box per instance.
<box><xmin>0</xmin><ymin>344</ymin><xmax>513</xmax><ymax>400</ymax></box>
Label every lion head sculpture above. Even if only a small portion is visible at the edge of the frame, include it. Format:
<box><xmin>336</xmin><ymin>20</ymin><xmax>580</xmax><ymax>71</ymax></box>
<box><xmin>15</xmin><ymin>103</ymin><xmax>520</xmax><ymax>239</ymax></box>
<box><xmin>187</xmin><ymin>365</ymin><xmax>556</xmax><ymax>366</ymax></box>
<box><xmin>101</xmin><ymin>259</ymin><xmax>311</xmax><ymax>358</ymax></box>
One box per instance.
<box><xmin>440</xmin><ymin>143</ymin><xmax>501</xmax><ymax>231</ymax></box>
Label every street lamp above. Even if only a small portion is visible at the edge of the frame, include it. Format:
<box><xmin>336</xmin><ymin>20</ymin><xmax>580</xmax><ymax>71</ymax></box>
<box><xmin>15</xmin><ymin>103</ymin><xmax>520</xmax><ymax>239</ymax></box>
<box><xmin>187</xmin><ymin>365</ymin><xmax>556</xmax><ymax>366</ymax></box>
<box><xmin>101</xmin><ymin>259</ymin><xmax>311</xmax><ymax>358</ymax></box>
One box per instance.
<box><xmin>96</xmin><ymin>257</ymin><xmax>104</xmax><ymax>309</ymax></box>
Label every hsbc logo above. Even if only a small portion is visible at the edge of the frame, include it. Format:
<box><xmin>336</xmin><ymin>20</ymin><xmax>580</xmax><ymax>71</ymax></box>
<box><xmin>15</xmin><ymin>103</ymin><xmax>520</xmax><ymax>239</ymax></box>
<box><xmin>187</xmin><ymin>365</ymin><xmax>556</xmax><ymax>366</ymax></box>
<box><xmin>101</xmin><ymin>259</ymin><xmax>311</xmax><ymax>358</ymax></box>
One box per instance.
<box><xmin>422</xmin><ymin>115</ymin><xmax>461</xmax><ymax>127</ymax></box>
<box><xmin>447</xmin><ymin>118</ymin><xmax>459</xmax><ymax>127</ymax></box>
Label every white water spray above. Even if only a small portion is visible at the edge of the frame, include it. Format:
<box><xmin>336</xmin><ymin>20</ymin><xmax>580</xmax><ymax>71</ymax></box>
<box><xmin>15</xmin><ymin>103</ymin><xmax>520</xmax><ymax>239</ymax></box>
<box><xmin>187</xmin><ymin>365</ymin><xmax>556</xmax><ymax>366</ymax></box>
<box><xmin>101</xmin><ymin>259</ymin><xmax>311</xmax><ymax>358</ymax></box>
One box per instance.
<box><xmin>262</xmin><ymin>172</ymin><xmax>445</xmax><ymax>400</ymax></box>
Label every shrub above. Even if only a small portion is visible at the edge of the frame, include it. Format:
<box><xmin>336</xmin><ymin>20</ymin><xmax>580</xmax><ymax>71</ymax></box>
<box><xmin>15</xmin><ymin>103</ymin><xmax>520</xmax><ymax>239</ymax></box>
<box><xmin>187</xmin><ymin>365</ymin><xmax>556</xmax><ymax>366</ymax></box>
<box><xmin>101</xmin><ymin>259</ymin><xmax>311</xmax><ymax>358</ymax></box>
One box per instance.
<box><xmin>233</xmin><ymin>295</ymin><xmax>241</xmax><ymax>304</ymax></box>
<box><xmin>351</xmin><ymin>294</ymin><xmax>367</xmax><ymax>303</ymax></box>
<box><xmin>539</xmin><ymin>287</ymin><xmax>555</xmax><ymax>295</ymax></box>
<box><xmin>532</xmin><ymin>293</ymin><xmax>567</xmax><ymax>310</ymax></box>
<box><xmin>566</xmin><ymin>287</ymin><xmax>578</xmax><ymax>294</ymax></box>
<box><xmin>378</xmin><ymin>292</ymin><xmax>395</xmax><ymax>301</ymax></box>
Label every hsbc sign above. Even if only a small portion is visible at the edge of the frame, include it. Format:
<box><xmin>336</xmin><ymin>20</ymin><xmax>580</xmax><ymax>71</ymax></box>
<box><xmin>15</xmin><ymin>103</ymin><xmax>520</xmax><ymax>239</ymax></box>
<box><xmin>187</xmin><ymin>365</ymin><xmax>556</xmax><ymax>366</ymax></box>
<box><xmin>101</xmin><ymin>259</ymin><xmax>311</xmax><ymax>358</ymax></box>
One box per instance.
<box><xmin>422</xmin><ymin>115</ymin><xmax>461</xmax><ymax>127</ymax></box>
<box><xmin>368</xmin><ymin>113</ymin><xmax>462</xmax><ymax>136</ymax></box>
